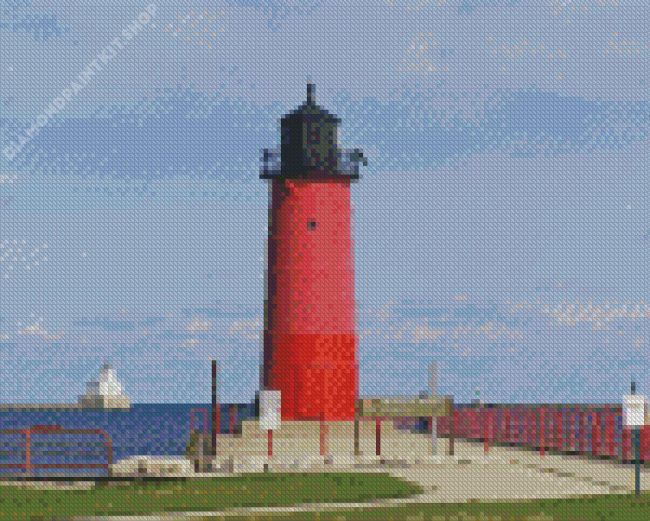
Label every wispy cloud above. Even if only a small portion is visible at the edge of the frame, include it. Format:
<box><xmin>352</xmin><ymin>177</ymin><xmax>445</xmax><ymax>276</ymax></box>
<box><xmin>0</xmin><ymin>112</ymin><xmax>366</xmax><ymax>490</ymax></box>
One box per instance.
<box><xmin>163</xmin><ymin>9</ymin><xmax>226</xmax><ymax>50</ymax></box>
<box><xmin>0</xmin><ymin>239</ymin><xmax>49</xmax><ymax>279</ymax></box>
<box><xmin>230</xmin><ymin>318</ymin><xmax>262</xmax><ymax>340</ymax></box>
<box><xmin>17</xmin><ymin>316</ymin><xmax>63</xmax><ymax>339</ymax></box>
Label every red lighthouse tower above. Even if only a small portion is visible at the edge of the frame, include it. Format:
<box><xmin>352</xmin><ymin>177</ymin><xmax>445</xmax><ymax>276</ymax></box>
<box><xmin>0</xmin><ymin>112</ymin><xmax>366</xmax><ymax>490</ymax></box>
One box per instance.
<box><xmin>260</xmin><ymin>81</ymin><xmax>366</xmax><ymax>422</ymax></box>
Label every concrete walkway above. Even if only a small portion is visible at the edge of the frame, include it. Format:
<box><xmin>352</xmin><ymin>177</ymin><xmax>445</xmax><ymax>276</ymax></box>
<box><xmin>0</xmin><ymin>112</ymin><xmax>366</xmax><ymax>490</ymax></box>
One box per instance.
<box><xmin>64</xmin><ymin>438</ymin><xmax>649</xmax><ymax>520</ymax></box>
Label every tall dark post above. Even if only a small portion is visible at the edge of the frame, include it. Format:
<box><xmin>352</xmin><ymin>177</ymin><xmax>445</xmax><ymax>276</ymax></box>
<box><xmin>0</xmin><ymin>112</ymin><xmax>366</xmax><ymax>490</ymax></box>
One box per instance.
<box><xmin>448</xmin><ymin>396</ymin><xmax>455</xmax><ymax>456</ymax></box>
<box><xmin>630</xmin><ymin>381</ymin><xmax>641</xmax><ymax>497</ymax></box>
<box><xmin>354</xmin><ymin>409</ymin><xmax>360</xmax><ymax>456</ymax></box>
<box><xmin>428</xmin><ymin>362</ymin><xmax>437</xmax><ymax>457</ymax></box>
<box><xmin>211</xmin><ymin>361</ymin><xmax>220</xmax><ymax>458</ymax></box>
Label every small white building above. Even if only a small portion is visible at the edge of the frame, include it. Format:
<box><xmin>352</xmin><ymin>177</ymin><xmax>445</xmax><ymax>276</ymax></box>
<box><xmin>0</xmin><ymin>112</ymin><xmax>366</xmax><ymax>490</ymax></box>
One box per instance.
<box><xmin>79</xmin><ymin>362</ymin><xmax>130</xmax><ymax>409</ymax></box>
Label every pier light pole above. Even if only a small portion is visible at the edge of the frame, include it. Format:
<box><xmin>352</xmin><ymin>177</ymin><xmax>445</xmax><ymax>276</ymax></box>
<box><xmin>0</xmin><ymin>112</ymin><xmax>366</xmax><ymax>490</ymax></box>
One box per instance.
<box><xmin>624</xmin><ymin>381</ymin><xmax>644</xmax><ymax>498</ymax></box>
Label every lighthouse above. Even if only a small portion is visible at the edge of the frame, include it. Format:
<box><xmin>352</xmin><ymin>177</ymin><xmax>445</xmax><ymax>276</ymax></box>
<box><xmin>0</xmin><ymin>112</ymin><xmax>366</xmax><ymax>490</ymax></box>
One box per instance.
<box><xmin>260</xmin><ymin>81</ymin><xmax>366</xmax><ymax>422</ymax></box>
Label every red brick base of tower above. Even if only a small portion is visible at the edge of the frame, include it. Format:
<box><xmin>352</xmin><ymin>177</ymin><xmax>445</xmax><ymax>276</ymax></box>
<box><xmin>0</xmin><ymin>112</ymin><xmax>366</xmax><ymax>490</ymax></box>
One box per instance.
<box><xmin>264</xmin><ymin>333</ymin><xmax>359</xmax><ymax>422</ymax></box>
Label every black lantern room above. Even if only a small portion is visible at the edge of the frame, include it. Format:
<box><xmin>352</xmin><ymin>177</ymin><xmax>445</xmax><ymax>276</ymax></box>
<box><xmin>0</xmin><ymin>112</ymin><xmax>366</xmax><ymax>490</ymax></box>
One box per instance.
<box><xmin>261</xmin><ymin>81</ymin><xmax>366</xmax><ymax>181</ymax></box>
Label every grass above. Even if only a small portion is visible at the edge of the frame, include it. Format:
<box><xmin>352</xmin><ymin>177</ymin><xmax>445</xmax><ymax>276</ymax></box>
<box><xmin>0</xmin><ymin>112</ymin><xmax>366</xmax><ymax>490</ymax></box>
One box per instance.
<box><xmin>189</xmin><ymin>492</ymin><xmax>650</xmax><ymax>521</ymax></box>
<box><xmin>0</xmin><ymin>472</ymin><xmax>422</xmax><ymax>518</ymax></box>
<box><xmin>2</xmin><ymin>472</ymin><xmax>648</xmax><ymax>520</ymax></box>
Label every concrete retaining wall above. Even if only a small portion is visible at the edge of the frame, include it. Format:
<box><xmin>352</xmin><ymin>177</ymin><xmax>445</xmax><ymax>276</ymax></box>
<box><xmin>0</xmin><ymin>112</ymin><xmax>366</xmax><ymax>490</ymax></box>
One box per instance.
<box><xmin>111</xmin><ymin>456</ymin><xmax>192</xmax><ymax>477</ymax></box>
<box><xmin>238</xmin><ymin>420</ymin><xmax>436</xmax><ymax>460</ymax></box>
<box><xmin>186</xmin><ymin>419</ymin><xmax>441</xmax><ymax>473</ymax></box>
<box><xmin>380</xmin><ymin>419</ymin><xmax>435</xmax><ymax>459</ymax></box>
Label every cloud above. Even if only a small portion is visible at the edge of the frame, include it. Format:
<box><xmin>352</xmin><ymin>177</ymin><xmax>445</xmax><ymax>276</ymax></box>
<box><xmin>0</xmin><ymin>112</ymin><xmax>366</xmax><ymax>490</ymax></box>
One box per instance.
<box><xmin>454</xmin><ymin>0</ymin><xmax>523</xmax><ymax>16</ymax></box>
<box><xmin>14</xmin><ymin>314</ymin><xmax>62</xmax><ymax>339</ymax></box>
<box><xmin>164</xmin><ymin>9</ymin><xmax>225</xmax><ymax>50</ymax></box>
<box><xmin>0</xmin><ymin>1</ymin><xmax>65</xmax><ymax>41</ymax></box>
<box><xmin>229</xmin><ymin>318</ymin><xmax>262</xmax><ymax>340</ymax></box>
<box><xmin>541</xmin><ymin>300</ymin><xmax>648</xmax><ymax>331</ymax></box>
<box><xmin>0</xmin><ymin>238</ymin><xmax>49</xmax><ymax>279</ymax></box>
<box><xmin>225</xmin><ymin>0</ymin><xmax>325</xmax><ymax>32</ymax></box>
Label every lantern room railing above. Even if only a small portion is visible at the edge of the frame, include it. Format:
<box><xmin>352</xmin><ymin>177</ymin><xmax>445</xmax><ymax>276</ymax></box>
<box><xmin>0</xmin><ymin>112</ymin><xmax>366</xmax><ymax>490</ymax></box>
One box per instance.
<box><xmin>261</xmin><ymin>148</ymin><xmax>366</xmax><ymax>179</ymax></box>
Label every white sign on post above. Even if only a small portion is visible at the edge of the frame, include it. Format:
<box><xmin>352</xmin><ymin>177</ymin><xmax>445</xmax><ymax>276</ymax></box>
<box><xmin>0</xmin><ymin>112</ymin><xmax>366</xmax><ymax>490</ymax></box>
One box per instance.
<box><xmin>622</xmin><ymin>395</ymin><xmax>646</xmax><ymax>427</ymax></box>
<box><xmin>260</xmin><ymin>390</ymin><xmax>281</xmax><ymax>430</ymax></box>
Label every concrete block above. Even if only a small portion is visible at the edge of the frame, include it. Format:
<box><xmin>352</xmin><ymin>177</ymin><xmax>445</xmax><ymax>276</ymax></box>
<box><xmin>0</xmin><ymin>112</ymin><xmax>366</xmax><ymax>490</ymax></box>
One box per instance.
<box><xmin>274</xmin><ymin>421</ymin><xmax>322</xmax><ymax>439</ymax></box>
<box><xmin>240</xmin><ymin>421</ymin><xmax>269</xmax><ymax>439</ymax></box>
<box><xmin>110</xmin><ymin>456</ymin><xmax>192</xmax><ymax>477</ymax></box>
<box><xmin>324</xmin><ymin>421</ymin><xmax>355</xmax><ymax>439</ymax></box>
<box><xmin>274</xmin><ymin>437</ymin><xmax>322</xmax><ymax>458</ymax></box>
<box><xmin>221</xmin><ymin>419</ymin><xmax>443</xmax><ymax>462</ymax></box>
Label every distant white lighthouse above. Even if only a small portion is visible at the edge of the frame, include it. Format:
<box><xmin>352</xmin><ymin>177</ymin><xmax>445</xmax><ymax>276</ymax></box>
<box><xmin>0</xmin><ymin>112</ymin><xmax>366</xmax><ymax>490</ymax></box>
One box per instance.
<box><xmin>80</xmin><ymin>361</ymin><xmax>130</xmax><ymax>409</ymax></box>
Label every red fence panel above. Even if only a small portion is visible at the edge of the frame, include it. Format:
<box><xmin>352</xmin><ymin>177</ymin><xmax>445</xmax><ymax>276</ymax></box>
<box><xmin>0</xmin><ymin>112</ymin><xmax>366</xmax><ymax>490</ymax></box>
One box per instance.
<box><xmin>641</xmin><ymin>425</ymin><xmax>649</xmax><ymax>462</ymax></box>
<box><xmin>0</xmin><ymin>426</ymin><xmax>112</xmax><ymax>477</ymax></box>
<box><xmin>436</xmin><ymin>404</ymin><xmax>649</xmax><ymax>464</ymax></box>
<box><xmin>606</xmin><ymin>410</ymin><xmax>614</xmax><ymax>457</ymax></box>
<box><xmin>592</xmin><ymin>412</ymin><xmax>600</xmax><ymax>456</ymax></box>
<box><xmin>190</xmin><ymin>408</ymin><xmax>209</xmax><ymax>436</ymax></box>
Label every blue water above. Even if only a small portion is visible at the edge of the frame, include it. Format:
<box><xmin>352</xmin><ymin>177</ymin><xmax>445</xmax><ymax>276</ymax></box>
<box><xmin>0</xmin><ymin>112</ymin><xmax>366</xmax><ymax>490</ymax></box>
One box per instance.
<box><xmin>0</xmin><ymin>403</ymin><xmax>257</xmax><ymax>477</ymax></box>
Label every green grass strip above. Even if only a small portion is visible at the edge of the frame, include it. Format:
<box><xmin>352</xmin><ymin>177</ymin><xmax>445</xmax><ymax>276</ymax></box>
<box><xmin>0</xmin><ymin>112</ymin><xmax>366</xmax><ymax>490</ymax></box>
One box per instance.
<box><xmin>0</xmin><ymin>472</ymin><xmax>423</xmax><ymax>518</ymax></box>
<box><xmin>201</xmin><ymin>492</ymin><xmax>650</xmax><ymax>521</ymax></box>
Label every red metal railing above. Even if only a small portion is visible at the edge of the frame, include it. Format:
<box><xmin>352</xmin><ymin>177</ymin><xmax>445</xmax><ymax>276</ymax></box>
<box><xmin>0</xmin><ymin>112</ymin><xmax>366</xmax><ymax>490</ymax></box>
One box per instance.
<box><xmin>437</xmin><ymin>404</ymin><xmax>649</xmax><ymax>463</ymax></box>
<box><xmin>190</xmin><ymin>408</ymin><xmax>209</xmax><ymax>436</ymax></box>
<box><xmin>0</xmin><ymin>425</ymin><xmax>113</xmax><ymax>476</ymax></box>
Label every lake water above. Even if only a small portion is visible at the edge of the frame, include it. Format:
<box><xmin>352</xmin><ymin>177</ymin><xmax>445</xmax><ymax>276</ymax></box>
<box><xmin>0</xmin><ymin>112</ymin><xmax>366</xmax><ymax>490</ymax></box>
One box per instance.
<box><xmin>0</xmin><ymin>402</ymin><xmax>257</xmax><ymax>477</ymax></box>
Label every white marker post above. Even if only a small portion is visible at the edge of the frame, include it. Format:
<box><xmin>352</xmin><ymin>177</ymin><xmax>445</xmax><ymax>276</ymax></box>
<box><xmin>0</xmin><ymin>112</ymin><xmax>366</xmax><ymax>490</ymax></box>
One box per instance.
<box><xmin>623</xmin><ymin>382</ymin><xmax>644</xmax><ymax>498</ymax></box>
<box><xmin>260</xmin><ymin>390</ymin><xmax>281</xmax><ymax>470</ymax></box>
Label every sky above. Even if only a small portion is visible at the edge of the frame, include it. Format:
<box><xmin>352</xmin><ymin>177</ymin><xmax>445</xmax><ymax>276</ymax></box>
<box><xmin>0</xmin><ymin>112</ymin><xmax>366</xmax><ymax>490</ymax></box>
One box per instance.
<box><xmin>0</xmin><ymin>0</ymin><xmax>647</xmax><ymax>406</ymax></box>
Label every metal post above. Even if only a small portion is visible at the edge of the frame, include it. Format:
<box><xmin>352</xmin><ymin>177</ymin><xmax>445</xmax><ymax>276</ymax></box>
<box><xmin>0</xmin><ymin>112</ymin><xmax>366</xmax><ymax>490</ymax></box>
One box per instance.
<box><xmin>448</xmin><ymin>397</ymin><xmax>455</xmax><ymax>457</ymax></box>
<box><xmin>196</xmin><ymin>429</ymin><xmax>204</xmax><ymax>474</ymax></box>
<box><xmin>484</xmin><ymin>409</ymin><xmax>490</xmax><ymax>457</ymax></box>
<box><xmin>628</xmin><ymin>381</ymin><xmax>641</xmax><ymax>497</ymax></box>
<box><xmin>211</xmin><ymin>361</ymin><xmax>220</xmax><ymax>458</ymax></box>
<box><xmin>482</xmin><ymin>407</ymin><xmax>489</xmax><ymax>456</ymax></box>
<box><xmin>376</xmin><ymin>417</ymin><xmax>381</xmax><ymax>456</ymax></box>
<box><xmin>354</xmin><ymin>412</ymin><xmax>360</xmax><ymax>457</ymax></box>
<box><xmin>539</xmin><ymin>408</ymin><xmax>544</xmax><ymax>459</ymax></box>
<box><xmin>105</xmin><ymin>432</ymin><xmax>113</xmax><ymax>477</ymax></box>
<box><xmin>431</xmin><ymin>416</ymin><xmax>437</xmax><ymax>457</ymax></box>
<box><xmin>24</xmin><ymin>429</ymin><xmax>31</xmax><ymax>478</ymax></box>
<box><xmin>633</xmin><ymin>426</ymin><xmax>641</xmax><ymax>498</ymax></box>
<box><xmin>630</xmin><ymin>382</ymin><xmax>640</xmax><ymax>497</ymax></box>
<box><xmin>429</xmin><ymin>362</ymin><xmax>437</xmax><ymax>457</ymax></box>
